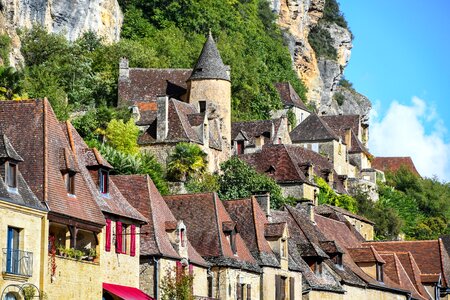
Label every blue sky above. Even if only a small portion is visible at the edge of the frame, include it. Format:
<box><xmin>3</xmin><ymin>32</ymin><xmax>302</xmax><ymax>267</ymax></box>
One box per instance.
<box><xmin>339</xmin><ymin>0</ymin><xmax>450</xmax><ymax>181</ymax></box>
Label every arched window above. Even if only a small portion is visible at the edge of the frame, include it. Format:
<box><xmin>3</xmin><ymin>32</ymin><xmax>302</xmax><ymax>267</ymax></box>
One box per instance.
<box><xmin>5</xmin><ymin>292</ymin><xmax>18</xmax><ymax>300</ymax></box>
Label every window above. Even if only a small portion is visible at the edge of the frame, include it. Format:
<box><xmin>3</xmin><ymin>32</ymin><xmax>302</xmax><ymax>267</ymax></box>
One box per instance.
<box><xmin>122</xmin><ymin>224</ymin><xmax>128</xmax><ymax>254</ymax></box>
<box><xmin>99</xmin><ymin>169</ymin><xmax>109</xmax><ymax>194</ymax></box>
<box><xmin>237</xmin><ymin>141</ymin><xmax>244</xmax><ymax>155</ymax></box>
<box><xmin>116</xmin><ymin>222</ymin><xmax>122</xmax><ymax>253</ymax></box>
<box><xmin>6</xmin><ymin>161</ymin><xmax>17</xmax><ymax>189</ymax></box>
<box><xmin>5</xmin><ymin>292</ymin><xmax>18</xmax><ymax>300</ymax></box>
<box><xmin>199</xmin><ymin>101</ymin><xmax>206</xmax><ymax>113</ymax></box>
<box><xmin>278</xmin><ymin>137</ymin><xmax>282</xmax><ymax>144</ymax></box>
<box><xmin>6</xmin><ymin>227</ymin><xmax>20</xmax><ymax>274</ymax></box>
<box><xmin>64</xmin><ymin>172</ymin><xmax>75</xmax><ymax>195</ymax></box>
<box><xmin>311</xmin><ymin>143</ymin><xmax>319</xmax><ymax>152</ymax></box>
<box><xmin>281</xmin><ymin>238</ymin><xmax>288</xmax><ymax>258</ymax></box>
<box><xmin>334</xmin><ymin>254</ymin><xmax>343</xmax><ymax>267</ymax></box>
<box><xmin>376</xmin><ymin>263</ymin><xmax>384</xmax><ymax>282</ymax></box>
<box><xmin>180</xmin><ymin>228</ymin><xmax>186</xmax><ymax>247</ymax></box>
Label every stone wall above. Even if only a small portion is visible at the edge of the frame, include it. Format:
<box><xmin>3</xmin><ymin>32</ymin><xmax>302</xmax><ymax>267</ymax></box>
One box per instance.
<box><xmin>342</xmin><ymin>216</ymin><xmax>374</xmax><ymax>241</ymax></box>
<box><xmin>261</xmin><ymin>266</ymin><xmax>302</xmax><ymax>300</ymax></box>
<box><xmin>0</xmin><ymin>201</ymin><xmax>47</xmax><ymax>296</ymax></box>
<box><xmin>211</xmin><ymin>267</ymin><xmax>261</xmax><ymax>300</ymax></box>
<box><xmin>344</xmin><ymin>285</ymin><xmax>407</xmax><ymax>300</ymax></box>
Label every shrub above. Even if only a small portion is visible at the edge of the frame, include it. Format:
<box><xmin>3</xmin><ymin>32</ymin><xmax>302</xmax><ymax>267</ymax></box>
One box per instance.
<box><xmin>105</xmin><ymin>119</ymin><xmax>140</xmax><ymax>154</ymax></box>
<box><xmin>316</xmin><ymin>176</ymin><xmax>357</xmax><ymax>213</ymax></box>
<box><xmin>333</xmin><ymin>92</ymin><xmax>345</xmax><ymax>106</ymax></box>
<box><xmin>308</xmin><ymin>25</ymin><xmax>337</xmax><ymax>60</ymax></box>
<box><xmin>167</xmin><ymin>143</ymin><xmax>207</xmax><ymax>182</ymax></box>
<box><xmin>322</xmin><ymin>0</ymin><xmax>349</xmax><ymax>29</ymax></box>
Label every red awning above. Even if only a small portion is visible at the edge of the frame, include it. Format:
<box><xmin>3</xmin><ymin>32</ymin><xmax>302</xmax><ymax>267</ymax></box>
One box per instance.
<box><xmin>103</xmin><ymin>283</ymin><xmax>154</xmax><ymax>300</ymax></box>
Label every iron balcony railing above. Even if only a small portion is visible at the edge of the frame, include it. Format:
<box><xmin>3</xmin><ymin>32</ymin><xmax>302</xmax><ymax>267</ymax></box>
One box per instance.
<box><xmin>2</xmin><ymin>248</ymin><xmax>33</xmax><ymax>277</ymax></box>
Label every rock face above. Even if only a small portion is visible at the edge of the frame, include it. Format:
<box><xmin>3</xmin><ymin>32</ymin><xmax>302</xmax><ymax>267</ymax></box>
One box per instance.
<box><xmin>271</xmin><ymin>0</ymin><xmax>371</xmax><ymax>122</ymax></box>
<box><xmin>0</xmin><ymin>0</ymin><xmax>123</xmax><ymax>65</ymax></box>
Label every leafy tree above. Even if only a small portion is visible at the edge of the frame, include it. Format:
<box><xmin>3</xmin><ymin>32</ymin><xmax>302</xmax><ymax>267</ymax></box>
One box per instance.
<box><xmin>0</xmin><ymin>34</ymin><xmax>11</xmax><ymax>65</ymax></box>
<box><xmin>218</xmin><ymin>156</ymin><xmax>290</xmax><ymax>209</ymax></box>
<box><xmin>167</xmin><ymin>143</ymin><xmax>207</xmax><ymax>182</ymax></box>
<box><xmin>308</xmin><ymin>25</ymin><xmax>337</xmax><ymax>60</ymax></box>
<box><xmin>322</xmin><ymin>0</ymin><xmax>349</xmax><ymax>29</ymax></box>
<box><xmin>0</xmin><ymin>67</ymin><xmax>26</xmax><ymax>100</ymax></box>
<box><xmin>333</xmin><ymin>92</ymin><xmax>345</xmax><ymax>106</ymax></box>
<box><xmin>160</xmin><ymin>267</ymin><xmax>194</xmax><ymax>300</ymax></box>
<box><xmin>186</xmin><ymin>173</ymin><xmax>220</xmax><ymax>193</ymax></box>
<box><xmin>316</xmin><ymin>177</ymin><xmax>357</xmax><ymax>213</ymax></box>
<box><xmin>287</xmin><ymin>108</ymin><xmax>297</xmax><ymax>128</ymax></box>
<box><xmin>97</xmin><ymin>144</ymin><xmax>169</xmax><ymax>195</ymax></box>
<box><xmin>105</xmin><ymin>119</ymin><xmax>140</xmax><ymax>154</ymax></box>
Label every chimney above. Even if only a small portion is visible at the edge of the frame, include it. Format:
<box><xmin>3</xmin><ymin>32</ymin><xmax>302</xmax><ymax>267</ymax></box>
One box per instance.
<box><xmin>296</xmin><ymin>199</ymin><xmax>315</xmax><ymax>224</ymax></box>
<box><xmin>254</xmin><ymin>192</ymin><xmax>271</xmax><ymax>221</ymax></box>
<box><xmin>345</xmin><ymin>128</ymin><xmax>352</xmax><ymax>149</ymax></box>
<box><xmin>203</xmin><ymin>117</ymin><xmax>209</xmax><ymax>147</ymax></box>
<box><xmin>157</xmin><ymin>96</ymin><xmax>169</xmax><ymax>141</ymax></box>
<box><xmin>119</xmin><ymin>57</ymin><xmax>129</xmax><ymax>78</ymax></box>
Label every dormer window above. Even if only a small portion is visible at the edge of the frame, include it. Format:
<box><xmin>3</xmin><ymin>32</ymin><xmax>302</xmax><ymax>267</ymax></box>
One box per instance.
<box><xmin>333</xmin><ymin>253</ymin><xmax>343</xmax><ymax>267</ymax></box>
<box><xmin>64</xmin><ymin>172</ymin><xmax>76</xmax><ymax>195</ymax></box>
<box><xmin>5</xmin><ymin>161</ymin><xmax>17</xmax><ymax>189</ymax></box>
<box><xmin>99</xmin><ymin>169</ymin><xmax>109</xmax><ymax>194</ymax></box>
<box><xmin>281</xmin><ymin>238</ymin><xmax>288</xmax><ymax>258</ymax></box>
<box><xmin>376</xmin><ymin>263</ymin><xmax>384</xmax><ymax>282</ymax></box>
<box><xmin>199</xmin><ymin>101</ymin><xmax>206</xmax><ymax>113</ymax></box>
<box><xmin>180</xmin><ymin>228</ymin><xmax>185</xmax><ymax>247</ymax></box>
<box><xmin>226</xmin><ymin>231</ymin><xmax>237</xmax><ymax>255</ymax></box>
<box><xmin>236</xmin><ymin>141</ymin><xmax>244</xmax><ymax>155</ymax></box>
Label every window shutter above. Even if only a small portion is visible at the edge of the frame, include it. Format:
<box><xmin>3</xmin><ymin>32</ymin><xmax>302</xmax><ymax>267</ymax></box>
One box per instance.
<box><xmin>116</xmin><ymin>221</ymin><xmax>122</xmax><ymax>253</ymax></box>
<box><xmin>176</xmin><ymin>261</ymin><xmax>183</xmax><ymax>282</ymax></box>
<box><xmin>290</xmin><ymin>277</ymin><xmax>295</xmax><ymax>300</ymax></box>
<box><xmin>130</xmin><ymin>224</ymin><xmax>136</xmax><ymax>257</ymax></box>
<box><xmin>236</xmin><ymin>282</ymin><xmax>242</xmax><ymax>300</ymax></box>
<box><xmin>246</xmin><ymin>284</ymin><xmax>251</xmax><ymax>300</ymax></box>
<box><xmin>189</xmin><ymin>264</ymin><xmax>194</xmax><ymax>276</ymax></box>
<box><xmin>275</xmin><ymin>275</ymin><xmax>281</xmax><ymax>300</ymax></box>
<box><xmin>105</xmin><ymin>219</ymin><xmax>111</xmax><ymax>252</ymax></box>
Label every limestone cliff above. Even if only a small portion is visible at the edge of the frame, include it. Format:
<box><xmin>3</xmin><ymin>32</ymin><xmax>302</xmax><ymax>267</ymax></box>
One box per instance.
<box><xmin>0</xmin><ymin>0</ymin><xmax>123</xmax><ymax>65</ymax></box>
<box><xmin>271</xmin><ymin>0</ymin><xmax>371</xmax><ymax>122</ymax></box>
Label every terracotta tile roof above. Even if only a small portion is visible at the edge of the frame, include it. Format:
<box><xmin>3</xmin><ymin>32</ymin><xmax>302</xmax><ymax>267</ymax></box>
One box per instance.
<box><xmin>264</xmin><ymin>222</ymin><xmax>286</xmax><ymax>239</ymax></box>
<box><xmin>420</xmin><ymin>273</ymin><xmax>441</xmax><ymax>284</ymax></box>
<box><xmin>290</xmin><ymin>114</ymin><xmax>340</xmax><ymax>143</ymax></box>
<box><xmin>232</xmin><ymin>119</ymin><xmax>274</xmax><ymax>145</ymax></box>
<box><xmin>62</xmin><ymin>122</ymin><xmax>147</xmax><ymax>223</ymax></box>
<box><xmin>118</xmin><ymin>68</ymin><xmax>191</xmax><ymax>104</ymax></box>
<box><xmin>382</xmin><ymin>253</ymin><xmax>429</xmax><ymax>300</ymax></box>
<box><xmin>372</xmin><ymin>157</ymin><xmax>420</xmax><ymax>177</ymax></box>
<box><xmin>348</xmin><ymin>246</ymin><xmax>386</xmax><ymax>264</ymax></box>
<box><xmin>0</xmin><ymin>100</ymin><xmax>105</xmax><ymax>227</ymax></box>
<box><xmin>239</xmin><ymin>144</ymin><xmax>347</xmax><ymax>194</ymax></box>
<box><xmin>164</xmin><ymin>193</ymin><xmax>260</xmax><ymax>272</ymax></box>
<box><xmin>188</xmin><ymin>33</ymin><xmax>230</xmax><ymax>82</ymax></box>
<box><xmin>113</xmin><ymin>175</ymin><xmax>207</xmax><ymax>266</ymax></box>
<box><xmin>393</xmin><ymin>252</ymin><xmax>430</xmax><ymax>299</ymax></box>
<box><xmin>271</xmin><ymin>206</ymin><xmax>352</xmax><ymax>291</ymax></box>
<box><xmin>442</xmin><ymin>235</ymin><xmax>450</xmax><ymax>257</ymax></box>
<box><xmin>314</xmin><ymin>214</ymin><xmax>364</xmax><ymax>249</ymax></box>
<box><xmin>223</xmin><ymin>198</ymin><xmax>280</xmax><ymax>267</ymax></box>
<box><xmin>365</xmin><ymin>240</ymin><xmax>450</xmax><ymax>287</ymax></box>
<box><xmin>274</xmin><ymin>82</ymin><xmax>309</xmax><ymax>110</ymax></box>
<box><xmin>321</xmin><ymin>115</ymin><xmax>361</xmax><ymax>137</ymax></box>
<box><xmin>315</xmin><ymin>204</ymin><xmax>375</xmax><ymax>225</ymax></box>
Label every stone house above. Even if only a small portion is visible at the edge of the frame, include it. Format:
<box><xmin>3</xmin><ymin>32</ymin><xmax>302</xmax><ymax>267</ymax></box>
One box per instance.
<box><xmin>63</xmin><ymin>122</ymin><xmax>151</xmax><ymax>299</ymax></box>
<box><xmin>118</xmin><ymin>33</ymin><xmax>232</xmax><ymax>173</ymax></box>
<box><xmin>316</xmin><ymin>211</ymin><xmax>445</xmax><ymax>300</ymax></box>
<box><xmin>290</xmin><ymin>113</ymin><xmax>356</xmax><ymax>177</ymax></box>
<box><xmin>113</xmin><ymin>175</ymin><xmax>210</xmax><ymax>299</ymax></box>
<box><xmin>315</xmin><ymin>205</ymin><xmax>375</xmax><ymax>241</ymax></box>
<box><xmin>239</xmin><ymin>144</ymin><xmax>347</xmax><ymax>201</ymax></box>
<box><xmin>223</xmin><ymin>195</ymin><xmax>302</xmax><ymax>300</ymax></box>
<box><xmin>164</xmin><ymin>192</ymin><xmax>262</xmax><ymax>300</ymax></box>
<box><xmin>0</xmin><ymin>99</ymin><xmax>152</xmax><ymax>299</ymax></box>
<box><xmin>271</xmin><ymin>82</ymin><xmax>311</xmax><ymax>126</ymax></box>
<box><xmin>231</xmin><ymin>116</ymin><xmax>291</xmax><ymax>155</ymax></box>
<box><xmin>0</xmin><ymin>135</ymin><xmax>48</xmax><ymax>299</ymax></box>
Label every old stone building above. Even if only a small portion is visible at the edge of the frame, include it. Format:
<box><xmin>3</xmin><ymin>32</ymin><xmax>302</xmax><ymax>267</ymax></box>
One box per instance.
<box><xmin>271</xmin><ymin>82</ymin><xmax>311</xmax><ymax>126</ymax></box>
<box><xmin>113</xmin><ymin>174</ymin><xmax>210</xmax><ymax>299</ymax></box>
<box><xmin>118</xmin><ymin>33</ymin><xmax>232</xmax><ymax>173</ymax></box>
<box><xmin>223</xmin><ymin>195</ymin><xmax>302</xmax><ymax>299</ymax></box>
<box><xmin>164</xmin><ymin>192</ymin><xmax>262</xmax><ymax>300</ymax></box>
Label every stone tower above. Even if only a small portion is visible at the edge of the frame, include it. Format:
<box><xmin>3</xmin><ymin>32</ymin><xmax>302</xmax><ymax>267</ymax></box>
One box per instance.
<box><xmin>187</xmin><ymin>32</ymin><xmax>232</xmax><ymax>153</ymax></box>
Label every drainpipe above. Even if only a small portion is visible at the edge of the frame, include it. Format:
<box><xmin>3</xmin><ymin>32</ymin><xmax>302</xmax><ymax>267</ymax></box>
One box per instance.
<box><xmin>153</xmin><ymin>257</ymin><xmax>159</xmax><ymax>300</ymax></box>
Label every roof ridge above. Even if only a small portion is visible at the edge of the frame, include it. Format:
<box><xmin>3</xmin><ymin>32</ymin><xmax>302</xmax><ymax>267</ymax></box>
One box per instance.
<box><xmin>146</xmin><ymin>175</ymin><xmax>162</xmax><ymax>256</ymax></box>
<box><xmin>251</xmin><ymin>196</ymin><xmax>264</xmax><ymax>252</ymax></box>
<box><xmin>213</xmin><ymin>193</ymin><xmax>224</xmax><ymax>257</ymax></box>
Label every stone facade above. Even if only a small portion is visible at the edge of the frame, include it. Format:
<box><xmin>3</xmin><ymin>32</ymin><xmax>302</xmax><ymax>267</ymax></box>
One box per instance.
<box><xmin>280</xmin><ymin>182</ymin><xmax>316</xmax><ymax>201</ymax></box>
<box><xmin>211</xmin><ymin>267</ymin><xmax>261</xmax><ymax>300</ymax></box>
<box><xmin>0</xmin><ymin>202</ymin><xmax>47</xmax><ymax>298</ymax></box>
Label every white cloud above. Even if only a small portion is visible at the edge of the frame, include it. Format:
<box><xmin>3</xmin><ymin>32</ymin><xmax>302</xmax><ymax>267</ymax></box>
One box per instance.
<box><xmin>369</xmin><ymin>97</ymin><xmax>450</xmax><ymax>182</ymax></box>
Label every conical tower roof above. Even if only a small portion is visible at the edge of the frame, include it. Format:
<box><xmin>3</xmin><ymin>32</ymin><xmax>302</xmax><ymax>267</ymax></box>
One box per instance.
<box><xmin>189</xmin><ymin>32</ymin><xmax>230</xmax><ymax>81</ymax></box>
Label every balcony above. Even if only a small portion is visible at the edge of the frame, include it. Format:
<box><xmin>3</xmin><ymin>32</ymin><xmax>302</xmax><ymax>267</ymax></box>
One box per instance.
<box><xmin>2</xmin><ymin>248</ymin><xmax>33</xmax><ymax>277</ymax></box>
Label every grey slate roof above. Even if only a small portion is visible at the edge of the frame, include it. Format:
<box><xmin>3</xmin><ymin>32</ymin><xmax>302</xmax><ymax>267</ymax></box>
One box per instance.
<box><xmin>290</xmin><ymin>114</ymin><xmax>340</xmax><ymax>143</ymax></box>
<box><xmin>189</xmin><ymin>33</ymin><xmax>230</xmax><ymax>82</ymax></box>
<box><xmin>0</xmin><ymin>134</ymin><xmax>23</xmax><ymax>161</ymax></box>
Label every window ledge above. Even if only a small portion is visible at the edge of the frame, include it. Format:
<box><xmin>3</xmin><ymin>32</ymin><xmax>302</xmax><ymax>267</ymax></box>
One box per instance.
<box><xmin>53</xmin><ymin>254</ymin><xmax>100</xmax><ymax>265</ymax></box>
<box><xmin>7</xmin><ymin>187</ymin><xmax>18</xmax><ymax>194</ymax></box>
<box><xmin>2</xmin><ymin>272</ymin><xmax>30</xmax><ymax>282</ymax></box>
<box><xmin>67</xmin><ymin>193</ymin><xmax>76</xmax><ymax>198</ymax></box>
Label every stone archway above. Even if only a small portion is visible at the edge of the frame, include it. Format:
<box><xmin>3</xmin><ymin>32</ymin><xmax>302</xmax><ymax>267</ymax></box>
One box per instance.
<box><xmin>1</xmin><ymin>283</ymin><xmax>41</xmax><ymax>300</ymax></box>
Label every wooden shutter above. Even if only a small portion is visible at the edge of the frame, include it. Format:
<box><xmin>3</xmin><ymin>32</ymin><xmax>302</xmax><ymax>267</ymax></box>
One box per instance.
<box><xmin>246</xmin><ymin>284</ymin><xmax>251</xmax><ymax>300</ymax></box>
<box><xmin>236</xmin><ymin>282</ymin><xmax>242</xmax><ymax>300</ymax></box>
<box><xmin>130</xmin><ymin>224</ymin><xmax>136</xmax><ymax>257</ymax></box>
<box><xmin>116</xmin><ymin>221</ymin><xmax>122</xmax><ymax>253</ymax></box>
<box><xmin>275</xmin><ymin>275</ymin><xmax>281</xmax><ymax>300</ymax></box>
<box><xmin>289</xmin><ymin>277</ymin><xmax>295</xmax><ymax>300</ymax></box>
<box><xmin>105</xmin><ymin>219</ymin><xmax>111</xmax><ymax>252</ymax></box>
<box><xmin>176</xmin><ymin>261</ymin><xmax>183</xmax><ymax>282</ymax></box>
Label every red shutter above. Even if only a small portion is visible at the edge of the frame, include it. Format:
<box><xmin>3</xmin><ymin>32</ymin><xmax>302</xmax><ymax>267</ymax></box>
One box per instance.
<box><xmin>189</xmin><ymin>264</ymin><xmax>194</xmax><ymax>276</ymax></box>
<box><xmin>105</xmin><ymin>219</ymin><xmax>111</xmax><ymax>252</ymax></box>
<box><xmin>130</xmin><ymin>225</ymin><xmax>136</xmax><ymax>257</ymax></box>
<box><xmin>176</xmin><ymin>261</ymin><xmax>183</xmax><ymax>282</ymax></box>
<box><xmin>116</xmin><ymin>221</ymin><xmax>123</xmax><ymax>253</ymax></box>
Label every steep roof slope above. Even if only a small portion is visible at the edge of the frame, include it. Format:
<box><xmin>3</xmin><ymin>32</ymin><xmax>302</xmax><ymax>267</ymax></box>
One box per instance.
<box><xmin>0</xmin><ymin>99</ymin><xmax>104</xmax><ymax>226</ymax></box>
<box><xmin>274</xmin><ymin>82</ymin><xmax>309</xmax><ymax>110</ymax></box>
<box><xmin>164</xmin><ymin>192</ymin><xmax>260</xmax><ymax>272</ymax></box>
<box><xmin>113</xmin><ymin>175</ymin><xmax>207</xmax><ymax>266</ymax></box>
<box><xmin>372</xmin><ymin>157</ymin><xmax>420</xmax><ymax>177</ymax></box>
<box><xmin>290</xmin><ymin>114</ymin><xmax>340</xmax><ymax>143</ymax></box>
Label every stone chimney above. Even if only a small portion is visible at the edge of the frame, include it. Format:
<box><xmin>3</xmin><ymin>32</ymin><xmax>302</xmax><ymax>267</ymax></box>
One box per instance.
<box><xmin>119</xmin><ymin>57</ymin><xmax>129</xmax><ymax>78</ymax></box>
<box><xmin>296</xmin><ymin>199</ymin><xmax>315</xmax><ymax>224</ymax></box>
<box><xmin>345</xmin><ymin>128</ymin><xmax>352</xmax><ymax>149</ymax></box>
<box><xmin>157</xmin><ymin>96</ymin><xmax>169</xmax><ymax>141</ymax></box>
<box><xmin>203</xmin><ymin>117</ymin><xmax>209</xmax><ymax>147</ymax></box>
<box><xmin>254</xmin><ymin>192</ymin><xmax>271</xmax><ymax>221</ymax></box>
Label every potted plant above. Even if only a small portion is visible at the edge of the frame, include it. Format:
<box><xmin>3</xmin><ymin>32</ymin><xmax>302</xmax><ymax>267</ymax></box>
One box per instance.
<box><xmin>56</xmin><ymin>244</ymin><xmax>65</xmax><ymax>256</ymax></box>
<box><xmin>74</xmin><ymin>249</ymin><xmax>83</xmax><ymax>261</ymax></box>
<box><xmin>87</xmin><ymin>248</ymin><xmax>96</xmax><ymax>261</ymax></box>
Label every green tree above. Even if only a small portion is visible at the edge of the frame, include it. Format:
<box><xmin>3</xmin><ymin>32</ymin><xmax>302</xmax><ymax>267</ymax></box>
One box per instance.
<box><xmin>160</xmin><ymin>267</ymin><xmax>194</xmax><ymax>300</ymax></box>
<box><xmin>105</xmin><ymin>119</ymin><xmax>140</xmax><ymax>154</ymax></box>
<box><xmin>218</xmin><ymin>157</ymin><xmax>290</xmax><ymax>208</ymax></box>
<box><xmin>316</xmin><ymin>177</ymin><xmax>357</xmax><ymax>213</ymax></box>
<box><xmin>186</xmin><ymin>173</ymin><xmax>220</xmax><ymax>193</ymax></box>
<box><xmin>167</xmin><ymin>143</ymin><xmax>207</xmax><ymax>182</ymax></box>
